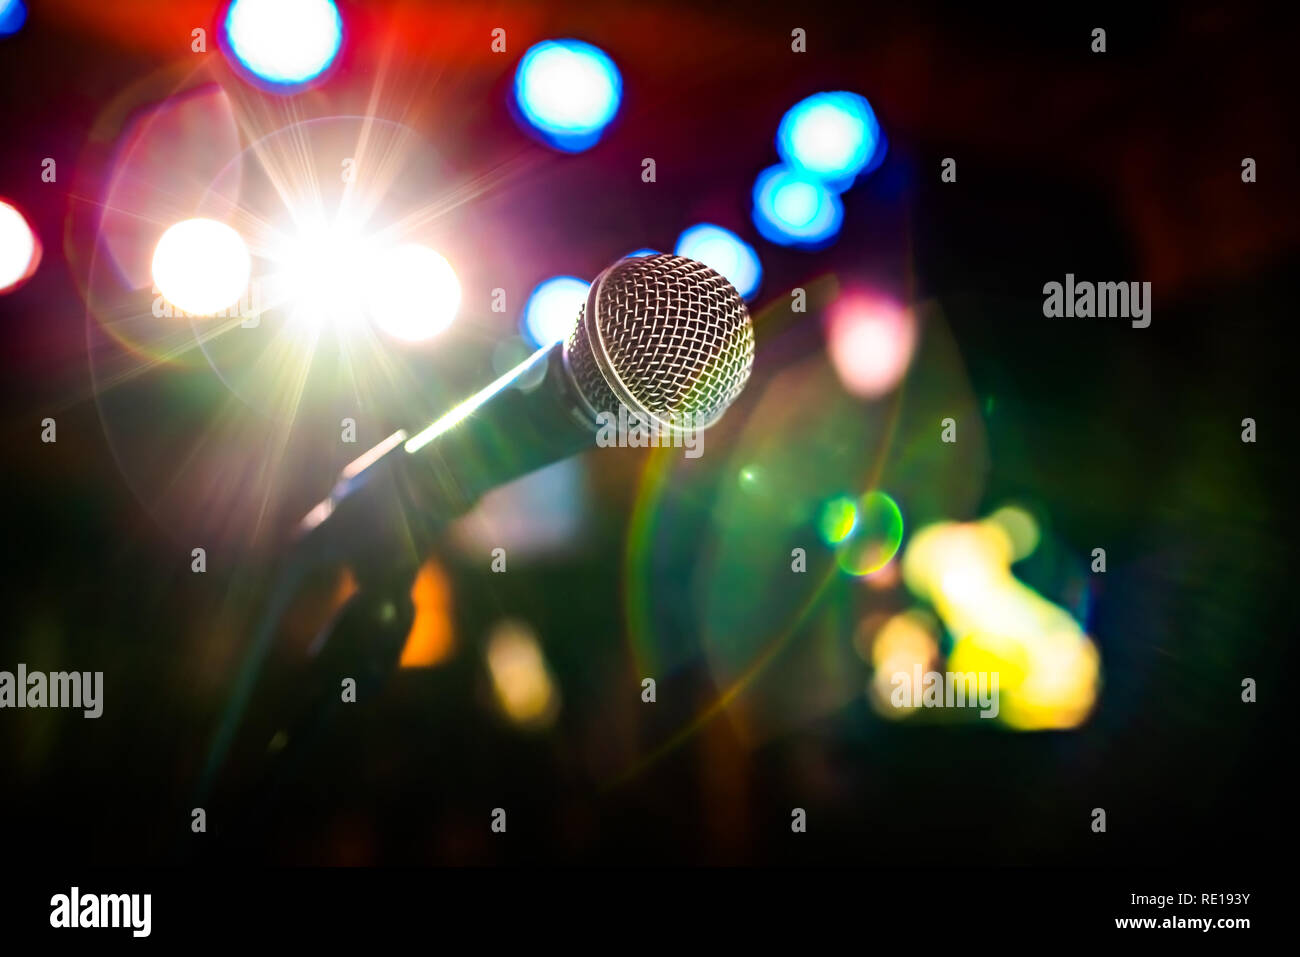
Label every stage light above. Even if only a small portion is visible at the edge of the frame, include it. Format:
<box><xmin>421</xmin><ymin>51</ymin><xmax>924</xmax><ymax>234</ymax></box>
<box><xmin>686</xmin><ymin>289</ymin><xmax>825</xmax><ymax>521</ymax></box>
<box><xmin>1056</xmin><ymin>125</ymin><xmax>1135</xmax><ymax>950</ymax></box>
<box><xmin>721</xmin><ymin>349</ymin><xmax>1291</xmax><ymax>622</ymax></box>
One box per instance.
<box><xmin>673</xmin><ymin>224</ymin><xmax>761</xmax><ymax>299</ymax></box>
<box><xmin>272</xmin><ymin>221</ymin><xmax>375</xmax><ymax>329</ymax></box>
<box><xmin>826</xmin><ymin>292</ymin><xmax>917</xmax><ymax>397</ymax></box>
<box><xmin>398</xmin><ymin>559</ymin><xmax>454</xmax><ymax>668</ymax></box>
<box><xmin>0</xmin><ymin>200</ymin><xmax>39</xmax><ymax>293</ymax></box>
<box><xmin>0</xmin><ymin>0</ymin><xmax>27</xmax><ymax>37</ymax></box>
<box><xmin>151</xmin><ymin>218</ymin><xmax>251</xmax><ymax>316</ymax></box>
<box><xmin>777</xmin><ymin>91</ymin><xmax>882</xmax><ymax>190</ymax></box>
<box><xmin>522</xmin><ymin>275</ymin><xmax>589</xmax><ymax>346</ymax></box>
<box><xmin>366</xmin><ymin>243</ymin><xmax>461</xmax><ymax>342</ymax></box>
<box><xmin>870</xmin><ymin>611</ymin><xmax>939</xmax><ymax>672</ymax></box>
<box><xmin>868</xmin><ymin>611</ymin><xmax>941</xmax><ymax>719</ymax></box>
<box><xmin>486</xmin><ymin>620</ymin><xmax>559</xmax><ymax>727</ymax></box>
<box><xmin>987</xmin><ymin>505</ymin><xmax>1041</xmax><ymax>562</ymax></box>
<box><xmin>901</xmin><ymin>516</ymin><xmax>1100</xmax><ymax>729</ymax></box>
<box><xmin>223</xmin><ymin>0</ymin><xmax>343</xmax><ymax>89</ymax></box>
<box><xmin>514</xmin><ymin>39</ymin><xmax>622</xmax><ymax>152</ymax></box>
<box><xmin>751</xmin><ymin>164</ymin><xmax>844</xmax><ymax>247</ymax></box>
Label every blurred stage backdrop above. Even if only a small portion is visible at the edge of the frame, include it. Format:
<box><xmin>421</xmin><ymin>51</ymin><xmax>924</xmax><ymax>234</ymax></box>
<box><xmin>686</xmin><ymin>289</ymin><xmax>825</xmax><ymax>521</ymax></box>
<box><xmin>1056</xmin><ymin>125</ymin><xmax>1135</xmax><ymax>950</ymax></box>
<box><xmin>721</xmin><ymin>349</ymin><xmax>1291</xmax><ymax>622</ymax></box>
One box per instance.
<box><xmin>0</xmin><ymin>0</ymin><xmax>1289</xmax><ymax>865</ymax></box>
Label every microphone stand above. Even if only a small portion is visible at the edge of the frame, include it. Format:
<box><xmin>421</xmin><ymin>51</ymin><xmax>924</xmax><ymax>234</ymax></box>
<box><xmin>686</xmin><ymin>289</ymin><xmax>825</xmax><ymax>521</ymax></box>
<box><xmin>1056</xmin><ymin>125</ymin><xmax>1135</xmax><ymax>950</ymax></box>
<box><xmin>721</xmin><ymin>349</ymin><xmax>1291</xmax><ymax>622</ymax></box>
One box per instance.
<box><xmin>196</xmin><ymin>343</ymin><xmax>594</xmax><ymax>824</ymax></box>
<box><xmin>194</xmin><ymin>446</ymin><xmax>427</xmax><ymax>828</ymax></box>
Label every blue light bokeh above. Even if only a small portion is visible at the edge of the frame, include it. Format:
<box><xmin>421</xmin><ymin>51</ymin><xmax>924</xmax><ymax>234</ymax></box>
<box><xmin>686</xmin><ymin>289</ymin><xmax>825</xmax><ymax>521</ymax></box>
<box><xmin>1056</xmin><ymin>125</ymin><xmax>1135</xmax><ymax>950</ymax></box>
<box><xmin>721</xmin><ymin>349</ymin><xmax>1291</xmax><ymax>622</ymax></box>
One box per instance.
<box><xmin>222</xmin><ymin>0</ymin><xmax>343</xmax><ymax>91</ymax></box>
<box><xmin>776</xmin><ymin>91</ymin><xmax>882</xmax><ymax>190</ymax></box>
<box><xmin>522</xmin><ymin>276</ymin><xmax>590</xmax><ymax>347</ymax></box>
<box><xmin>514</xmin><ymin>40</ymin><xmax>623</xmax><ymax>153</ymax></box>
<box><xmin>674</xmin><ymin>224</ymin><xmax>762</xmax><ymax>300</ymax></box>
<box><xmin>751</xmin><ymin>164</ymin><xmax>844</xmax><ymax>248</ymax></box>
<box><xmin>0</xmin><ymin>0</ymin><xmax>28</xmax><ymax>37</ymax></box>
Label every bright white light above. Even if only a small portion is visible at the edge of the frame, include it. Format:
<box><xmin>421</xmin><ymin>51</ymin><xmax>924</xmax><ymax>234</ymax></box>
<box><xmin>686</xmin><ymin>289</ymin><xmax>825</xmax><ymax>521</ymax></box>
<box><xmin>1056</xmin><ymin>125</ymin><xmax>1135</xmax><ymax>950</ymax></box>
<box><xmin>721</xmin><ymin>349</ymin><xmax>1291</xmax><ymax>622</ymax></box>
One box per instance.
<box><xmin>514</xmin><ymin>40</ymin><xmax>622</xmax><ymax>152</ymax></box>
<box><xmin>271</xmin><ymin>227</ymin><xmax>460</xmax><ymax>338</ymax></box>
<box><xmin>0</xmin><ymin>200</ymin><xmax>38</xmax><ymax>292</ymax></box>
<box><xmin>674</xmin><ymin>223</ymin><xmax>761</xmax><ymax>299</ymax></box>
<box><xmin>523</xmin><ymin>275</ymin><xmax>589</xmax><ymax>347</ymax></box>
<box><xmin>223</xmin><ymin>0</ymin><xmax>343</xmax><ymax>88</ymax></box>
<box><xmin>277</xmin><ymin>225</ymin><xmax>372</xmax><ymax>327</ymax></box>
<box><xmin>151</xmin><ymin>218</ymin><xmax>251</xmax><ymax>316</ymax></box>
<box><xmin>366</xmin><ymin>243</ymin><xmax>461</xmax><ymax>342</ymax></box>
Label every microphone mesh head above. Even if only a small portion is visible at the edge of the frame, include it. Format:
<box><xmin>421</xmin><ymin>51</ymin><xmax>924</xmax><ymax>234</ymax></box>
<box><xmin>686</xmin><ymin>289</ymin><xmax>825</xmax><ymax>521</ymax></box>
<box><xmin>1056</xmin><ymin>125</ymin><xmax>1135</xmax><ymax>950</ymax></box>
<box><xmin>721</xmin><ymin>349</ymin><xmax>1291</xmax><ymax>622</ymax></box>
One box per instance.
<box><xmin>564</xmin><ymin>254</ymin><xmax>754</xmax><ymax>430</ymax></box>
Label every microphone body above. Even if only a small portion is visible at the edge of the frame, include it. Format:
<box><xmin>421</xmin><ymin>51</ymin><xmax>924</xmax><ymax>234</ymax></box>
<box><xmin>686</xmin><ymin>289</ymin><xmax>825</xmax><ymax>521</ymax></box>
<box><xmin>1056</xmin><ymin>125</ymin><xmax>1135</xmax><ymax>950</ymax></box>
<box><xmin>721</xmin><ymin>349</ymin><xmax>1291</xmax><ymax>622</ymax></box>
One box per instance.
<box><xmin>296</xmin><ymin>342</ymin><xmax>590</xmax><ymax>572</ymax></box>
<box><xmin>408</xmin><ymin>343</ymin><xmax>596</xmax><ymax>514</ymax></box>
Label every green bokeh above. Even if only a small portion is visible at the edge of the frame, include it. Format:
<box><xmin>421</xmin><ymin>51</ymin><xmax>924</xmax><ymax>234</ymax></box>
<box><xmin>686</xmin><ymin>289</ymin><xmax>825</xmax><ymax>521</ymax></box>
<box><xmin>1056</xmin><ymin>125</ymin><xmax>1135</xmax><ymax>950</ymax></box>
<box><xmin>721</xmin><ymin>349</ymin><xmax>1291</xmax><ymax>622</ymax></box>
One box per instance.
<box><xmin>818</xmin><ymin>495</ymin><xmax>858</xmax><ymax>545</ymax></box>
<box><xmin>835</xmin><ymin>490</ymin><xmax>904</xmax><ymax>576</ymax></box>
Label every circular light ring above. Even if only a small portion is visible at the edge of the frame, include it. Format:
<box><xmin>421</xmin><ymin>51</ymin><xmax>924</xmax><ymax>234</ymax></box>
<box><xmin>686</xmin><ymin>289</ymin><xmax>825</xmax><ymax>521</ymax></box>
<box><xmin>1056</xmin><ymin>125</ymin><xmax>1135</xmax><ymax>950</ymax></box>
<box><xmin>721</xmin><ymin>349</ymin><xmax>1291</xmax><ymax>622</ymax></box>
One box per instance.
<box><xmin>751</xmin><ymin>164</ymin><xmax>844</xmax><ymax>248</ymax></box>
<box><xmin>0</xmin><ymin>199</ymin><xmax>41</xmax><ymax>293</ymax></box>
<box><xmin>514</xmin><ymin>39</ymin><xmax>623</xmax><ymax>152</ymax></box>
<box><xmin>777</xmin><ymin>91</ymin><xmax>883</xmax><ymax>190</ymax></box>
<box><xmin>835</xmin><ymin>490</ymin><xmax>904</xmax><ymax>576</ymax></box>
<box><xmin>221</xmin><ymin>0</ymin><xmax>343</xmax><ymax>91</ymax></box>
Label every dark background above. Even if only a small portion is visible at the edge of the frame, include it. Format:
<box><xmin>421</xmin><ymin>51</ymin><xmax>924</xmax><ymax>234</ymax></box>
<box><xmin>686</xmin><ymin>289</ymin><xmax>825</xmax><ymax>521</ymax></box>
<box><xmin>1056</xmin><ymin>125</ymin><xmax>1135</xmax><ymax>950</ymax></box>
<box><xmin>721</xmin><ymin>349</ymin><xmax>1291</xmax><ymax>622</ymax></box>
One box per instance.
<box><xmin>0</xmin><ymin>0</ymin><xmax>1291</xmax><ymax>868</ymax></box>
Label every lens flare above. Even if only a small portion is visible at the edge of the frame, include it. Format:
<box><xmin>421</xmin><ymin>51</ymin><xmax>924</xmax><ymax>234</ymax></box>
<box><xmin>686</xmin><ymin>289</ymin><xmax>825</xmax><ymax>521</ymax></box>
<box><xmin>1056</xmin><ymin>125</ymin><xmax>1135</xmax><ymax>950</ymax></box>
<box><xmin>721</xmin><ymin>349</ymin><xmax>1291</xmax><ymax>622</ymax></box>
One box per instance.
<box><xmin>514</xmin><ymin>39</ymin><xmax>622</xmax><ymax>152</ymax></box>
<box><xmin>522</xmin><ymin>275</ymin><xmax>589</xmax><ymax>347</ymax></box>
<box><xmin>83</xmin><ymin>114</ymin><xmax>467</xmax><ymax>549</ymax></box>
<box><xmin>151</xmin><ymin>218</ymin><xmax>251</xmax><ymax>316</ymax></box>
<box><xmin>222</xmin><ymin>0</ymin><xmax>343</xmax><ymax>89</ymax></box>
<box><xmin>752</xmin><ymin>164</ymin><xmax>844</xmax><ymax>247</ymax></box>
<box><xmin>0</xmin><ymin>200</ymin><xmax>39</xmax><ymax>292</ymax></box>
<box><xmin>674</xmin><ymin>223</ymin><xmax>761</xmax><ymax>299</ymax></box>
<box><xmin>274</xmin><ymin>223</ymin><xmax>372</xmax><ymax>326</ymax></box>
<box><xmin>818</xmin><ymin>495</ymin><xmax>858</xmax><ymax>545</ymax></box>
<box><xmin>777</xmin><ymin>91</ymin><xmax>882</xmax><ymax>189</ymax></box>
<box><xmin>97</xmin><ymin>88</ymin><xmax>242</xmax><ymax>291</ymax></box>
<box><xmin>835</xmin><ymin>490</ymin><xmax>904</xmax><ymax>576</ymax></box>
<box><xmin>366</xmin><ymin>243</ymin><xmax>461</xmax><ymax>341</ymax></box>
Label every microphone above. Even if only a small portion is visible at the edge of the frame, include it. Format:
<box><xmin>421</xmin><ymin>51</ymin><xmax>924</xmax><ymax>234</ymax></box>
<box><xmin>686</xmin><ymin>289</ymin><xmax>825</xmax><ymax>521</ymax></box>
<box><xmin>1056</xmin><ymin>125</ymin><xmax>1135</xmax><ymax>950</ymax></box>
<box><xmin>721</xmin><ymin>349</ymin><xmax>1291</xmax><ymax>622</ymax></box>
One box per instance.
<box><xmin>295</xmin><ymin>253</ymin><xmax>755</xmax><ymax>564</ymax></box>
<box><xmin>199</xmin><ymin>254</ymin><xmax>754</xmax><ymax>795</ymax></box>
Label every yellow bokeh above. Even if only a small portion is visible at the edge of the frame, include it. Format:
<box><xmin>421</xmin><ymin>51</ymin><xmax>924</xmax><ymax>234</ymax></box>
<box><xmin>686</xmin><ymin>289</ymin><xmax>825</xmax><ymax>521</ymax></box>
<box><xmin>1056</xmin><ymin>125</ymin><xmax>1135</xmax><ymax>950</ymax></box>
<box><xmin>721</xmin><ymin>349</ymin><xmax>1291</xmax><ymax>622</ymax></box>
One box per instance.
<box><xmin>898</xmin><ymin>511</ymin><xmax>1100</xmax><ymax>729</ymax></box>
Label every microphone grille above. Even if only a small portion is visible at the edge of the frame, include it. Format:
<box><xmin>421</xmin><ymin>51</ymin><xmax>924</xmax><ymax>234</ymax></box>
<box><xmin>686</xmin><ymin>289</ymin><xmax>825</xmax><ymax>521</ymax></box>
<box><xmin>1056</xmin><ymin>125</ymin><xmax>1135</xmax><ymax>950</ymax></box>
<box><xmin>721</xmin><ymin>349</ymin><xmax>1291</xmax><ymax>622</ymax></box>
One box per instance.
<box><xmin>564</xmin><ymin>254</ymin><xmax>754</xmax><ymax>430</ymax></box>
